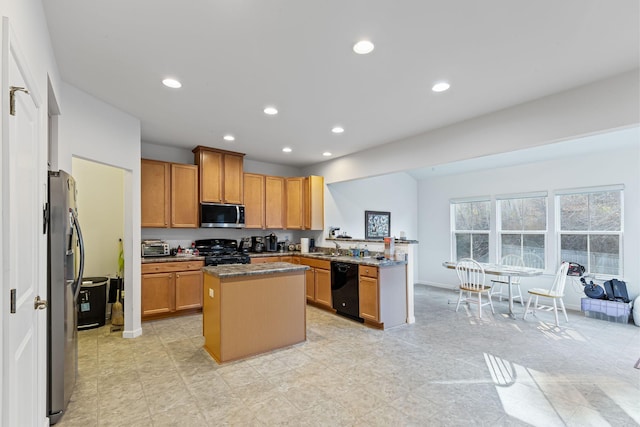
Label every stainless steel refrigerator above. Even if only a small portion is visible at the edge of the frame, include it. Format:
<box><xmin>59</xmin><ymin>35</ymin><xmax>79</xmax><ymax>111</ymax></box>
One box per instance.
<box><xmin>47</xmin><ymin>170</ymin><xmax>85</xmax><ymax>424</ymax></box>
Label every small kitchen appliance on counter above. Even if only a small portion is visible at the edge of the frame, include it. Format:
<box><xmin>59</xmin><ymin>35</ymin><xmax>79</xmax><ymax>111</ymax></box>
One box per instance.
<box><xmin>239</xmin><ymin>237</ymin><xmax>252</xmax><ymax>252</ymax></box>
<box><xmin>194</xmin><ymin>239</ymin><xmax>251</xmax><ymax>266</ymax></box>
<box><xmin>265</xmin><ymin>233</ymin><xmax>278</xmax><ymax>252</ymax></box>
<box><xmin>250</xmin><ymin>236</ymin><xmax>265</xmax><ymax>253</ymax></box>
<box><xmin>141</xmin><ymin>240</ymin><xmax>170</xmax><ymax>257</ymax></box>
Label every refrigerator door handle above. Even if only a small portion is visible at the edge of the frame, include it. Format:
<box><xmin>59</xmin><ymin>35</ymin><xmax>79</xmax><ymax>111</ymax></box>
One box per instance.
<box><xmin>70</xmin><ymin>208</ymin><xmax>85</xmax><ymax>301</ymax></box>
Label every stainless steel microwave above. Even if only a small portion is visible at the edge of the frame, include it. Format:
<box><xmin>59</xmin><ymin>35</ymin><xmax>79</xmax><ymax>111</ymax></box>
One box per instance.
<box><xmin>200</xmin><ymin>203</ymin><xmax>245</xmax><ymax>228</ymax></box>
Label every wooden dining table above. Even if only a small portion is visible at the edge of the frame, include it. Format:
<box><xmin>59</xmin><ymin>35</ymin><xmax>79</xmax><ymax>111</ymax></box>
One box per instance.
<box><xmin>443</xmin><ymin>261</ymin><xmax>544</xmax><ymax>318</ymax></box>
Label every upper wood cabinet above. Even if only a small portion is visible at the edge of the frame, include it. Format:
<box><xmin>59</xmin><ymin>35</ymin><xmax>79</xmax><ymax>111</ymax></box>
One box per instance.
<box><xmin>141</xmin><ymin>159</ymin><xmax>198</xmax><ymax>228</ymax></box>
<box><xmin>265</xmin><ymin>176</ymin><xmax>285</xmax><ymax>229</ymax></box>
<box><xmin>141</xmin><ymin>159</ymin><xmax>170</xmax><ymax>227</ymax></box>
<box><xmin>285</xmin><ymin>177</ymin><xmax>304</xmax><ymax>229</ymax></box>
<box><xmin>243</xmin><ymin>173</ymin><xmax>265</xmax><ymax>229</ymax></box>
<box><xmin>192</xmin><ymin>146</ymin><xmax>245</xmax><ymax>204</ymax></box>
<box><xmin>170</xmin><ymin>163</ymin><xmax>199</xmax><ymax>228</ymax></box>
<box><xmin>243</xmin><ymin>173</ymin><xmax>324</xmax><ymax>230</ymax></box>
<box><xmin>304</xmin><ymin>176</ymin><xmax>324</xmax><ymax>230</ymax></box>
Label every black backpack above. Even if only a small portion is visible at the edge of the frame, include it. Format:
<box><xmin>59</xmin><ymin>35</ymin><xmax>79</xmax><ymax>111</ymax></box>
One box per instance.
<box><xmin>603</xmin><ymin>279</ymin><xmax>630</xmax><ymax>303</ymax></box>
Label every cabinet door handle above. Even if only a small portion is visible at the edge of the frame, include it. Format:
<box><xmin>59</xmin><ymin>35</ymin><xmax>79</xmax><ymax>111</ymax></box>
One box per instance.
<box><xmin>176</xmin><ymin>274</ymin><xmax>180</xmax><ymax>278</ymax></box>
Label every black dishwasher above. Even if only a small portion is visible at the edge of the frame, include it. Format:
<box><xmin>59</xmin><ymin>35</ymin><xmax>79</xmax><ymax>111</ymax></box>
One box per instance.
<box><xmin>331</xmin><ymin>261</ymin><xmax>363</xmax><ymax>322</ymax></box>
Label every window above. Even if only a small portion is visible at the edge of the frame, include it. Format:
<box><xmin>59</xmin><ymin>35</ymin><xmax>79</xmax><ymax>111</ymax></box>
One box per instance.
<box><xmin>557</xmin><ymin>187</ymin><xmax>623</xmax><ymax>275</ymax></box>
<box><xmin>498</xmin><ymin>194</ymin><xmax>547</xmax><ymax>269</ymax></box>
<box><xmin>451</xmin><ymin>200</ymin><xmax>490</xmax><ymax>262</ymax></box>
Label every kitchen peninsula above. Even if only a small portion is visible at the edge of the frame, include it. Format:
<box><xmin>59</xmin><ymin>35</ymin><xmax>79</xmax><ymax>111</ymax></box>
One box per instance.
<box><xmin>202</xmin><ymin>262</ymin><xmax>309</xmax><ymax>363</ymax></box>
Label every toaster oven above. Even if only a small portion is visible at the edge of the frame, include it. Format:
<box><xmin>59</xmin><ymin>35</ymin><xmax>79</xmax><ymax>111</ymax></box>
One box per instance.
<box><xmin>141</xmin><ymin>240</ymin><xmax>170</xmax><ymax>257</ymax></box>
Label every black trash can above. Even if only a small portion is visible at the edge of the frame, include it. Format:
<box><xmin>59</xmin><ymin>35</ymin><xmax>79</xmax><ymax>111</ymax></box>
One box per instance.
<box><xmin>78</xmin><ymin>276</ymin><xmax>108</xmax><ymax>330</ymax></box>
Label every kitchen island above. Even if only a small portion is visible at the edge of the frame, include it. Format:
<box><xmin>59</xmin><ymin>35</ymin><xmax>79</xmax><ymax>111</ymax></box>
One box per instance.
<box><xmin>202</xmin><ymin>262</ymin><xmax>309</xmax><ymax>363</ymax></box>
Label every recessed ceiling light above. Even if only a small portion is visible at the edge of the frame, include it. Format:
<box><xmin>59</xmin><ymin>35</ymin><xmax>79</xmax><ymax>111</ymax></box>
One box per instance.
<box><xmin>264</xmin><ymin>106</ymin><xmax>278</xmax><ymax>115</ymax></box>
<box><xmin>323</xmin><ymin>152</ymin><xmax>332</xmax><ymax>157</ymax></box>
<box><xmin>353</xmin><ymin>40</ymin><xmax>374</xmax><ymax>55</ymax></box>
<box><xmin>162</xmin><ymin>78</ymin><xmax>182</xmax><ymax>89</ymax></box>
<box><xmin>331</xmin><ymin>126</ymin><xmax>344</xmax><ymax>134</ymax></box>
<box><xmin>223</xmin><ymin>134</ymin><xmax>235</xmax><ymax>142</ymax></box>
<box><xmin>432</xmin><ymin>82</ymin><xmax>450</xmax><ymax>92</ymax></box>
<box><xmin>282</xmin><ymin>147</ymin><xmax>292</xmax><ymax>153</ymax></box>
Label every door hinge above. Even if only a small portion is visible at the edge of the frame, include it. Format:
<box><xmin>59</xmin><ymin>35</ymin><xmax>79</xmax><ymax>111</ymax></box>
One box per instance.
<box><xmin>10</xmin><ymin>289</ymin><xmax>16</xmax><ymax>314</ymax></box>
<box><xmin>9</xmin><ymin>86</ymin><xmax>30</xmax><ymax>116</ymax></box>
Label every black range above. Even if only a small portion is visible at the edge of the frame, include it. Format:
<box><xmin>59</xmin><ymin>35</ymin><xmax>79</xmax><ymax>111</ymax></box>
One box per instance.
<box><xmin>194</xmin><ymin>238</ymin><xmax>251</xmax><ymax>266</ymax></box>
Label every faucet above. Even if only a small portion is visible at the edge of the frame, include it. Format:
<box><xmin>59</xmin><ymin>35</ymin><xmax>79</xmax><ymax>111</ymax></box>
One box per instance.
<box><xmin>333</xmin><ymin>241</ymin><xmax>341</xmax><ymax>249</ymax></box>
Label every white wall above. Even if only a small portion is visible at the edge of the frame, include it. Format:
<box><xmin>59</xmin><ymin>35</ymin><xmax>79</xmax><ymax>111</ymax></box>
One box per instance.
<box><xmin>321</xmin><ymin>172</ymin><xmax>418</xmax><ymax>242</ymax></box>
<box><xmin>304</xmin><ymin>69</ymin><xmax>639</xmax><ymax>183</ymax></box>
<box><xmin>72</xmin><ymin>158</ymin><xmax>125</xmax><ymax>278</ymax></box>
<box><xmin>58</xmin><ymin>83</ymin><xmax>142</xmax><ymax>338</ymax></box>
<box><xmin>417</xmin><ymin>133</ymin><xmax>639</xmax><ymax>311</ymax></box>
<box><xmin>141</xmin><ymin>141</ymin><xmax>303</xmax><ymax>176</ymax></box>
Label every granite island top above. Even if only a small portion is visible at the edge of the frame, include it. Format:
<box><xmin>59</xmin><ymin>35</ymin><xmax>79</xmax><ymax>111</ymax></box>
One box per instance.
<box><xmin>203</xmin><ymin>262</ymin><xmax>309</xmax><ymax>278</ymax></box>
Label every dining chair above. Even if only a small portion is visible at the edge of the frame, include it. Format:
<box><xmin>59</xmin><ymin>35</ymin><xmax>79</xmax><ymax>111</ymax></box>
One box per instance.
<box><xmin>523</xmin><ymin>262</ymin><xmax>570</xmax><ymax>326</ymax></box>
<box><xmin>455</xmin><ymin>258</ymin><xmax>494</xmax><ymax>318</ymax></box>
<box><xmin>522</xmin><ymin>252</ymin><xmax>545</xmax><ymax>270</ymax></box>
<box><xmin>490</xmin><ymin>254</ymin><xmax>525</xmax><ymax>305</ymax></box>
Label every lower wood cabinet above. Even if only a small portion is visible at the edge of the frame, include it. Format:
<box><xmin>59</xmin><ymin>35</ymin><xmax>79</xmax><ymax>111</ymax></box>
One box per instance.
<box><xmin>358</xmin><ymin>264</ymin><xmax>407</xmax><ymax>329</ymax></box>
<box><xmin>359</xmin><ymin>268</ymin><xmax>379</xmax><ymax>322</ymax></box>
<box><xmin>141</xmin><ymin>260</ymin><xmax>204</xmax><ymax>319</ymax></box>
<box><xmin>250</xmin><ymin>256</ymin><xmax>282</xmax><ymax>264</ymax></box>
<box><xmin>299</xmin><ymin>258</ymin><xmax>331</xmax><ymax>308</ymax></box>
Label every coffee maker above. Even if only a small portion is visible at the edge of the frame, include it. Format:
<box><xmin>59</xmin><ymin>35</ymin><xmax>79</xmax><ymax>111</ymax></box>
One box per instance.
<box><xmin>250</xmin><ymin>236</ymin><xmax>264</xmax><ymax>252</ymax></box>
<box><xmin>264</xmin><ymin>233</ymin><xmax>278</xmax><ymax>252</ymax></box>
<box><xmin>239</xmin><ymin>237</ymin><xmax>252</xmax><ymax>252</ymax></box>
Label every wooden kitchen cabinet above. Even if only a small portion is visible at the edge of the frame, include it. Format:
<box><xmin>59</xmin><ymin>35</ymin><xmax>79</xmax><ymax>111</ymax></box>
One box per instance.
<box><xmin>243</xmin><ymin>173</ymin><xmax>265</xmax><ymax>229</ymax></box>
<box><xmin>265</xmin><ymin>175</ymin><xmax>285</xmax><ymax>229</ymax></box>
<box><xmin>175</xmin><ymin>269</ymin><xmax>203</xmax><ymax>310</ymax></box>
<box><xmin>358</xmin><ymin>266</ymin><xmax>379</xmax><ymax>322</ymax></box>
<box><xmin>358</xmin><ymin>264</ymin><xmax>407</xmax><ymax>329</ymax></box>
<box><xmin>141</xmin><ymin>159</ymin><xmax>198</xmax><ymax>228</ymax></box>
<box><xmin>223</xmin><ymin>153</ymin><xmax>244</xmax><ymax>204</ymax></box>
<box><xmin>304</xmin><ymin>175</ymin><xmax>324</xmax><ymax>230</ymax></box>
<box><xmin>170</xmin><ymin>163</ymin><xmax>199</xmax><ymax>228</ymax></box>
<box><xmin>141</xmin><ymin>272</ymin><xmax>174</xmax><ymax>316</ymax></box>
<box><xmin>250</xmin><ymin>255</ymin><xmax>296</xmax><ymax>264</ymax></box>
<box><xmin>141</xmin><ymin>260</ymin><xmax>204</xmax><ymax>319</ymax></box>
<box><xmin>251</xmin><ymin>256</ymin><xmax>282</xmax><ymax>264</ymax></box>
<box><xmin>285</xmin><ymin>177</ymin><xmax>304</xmax><ymax>229</ymax></box>
<box><xmin>300</xmin><ymin>258</ymin><xmax>332</xmax><ymax>308</ymax></box>
<box><xmin>193</xmin><ymin>146</ymin><xmax>245</xmax><ymax>204</ymax></box>
<box><xmin>141</xmin><ymin>159</ymin><xmax>170</xmax><ymax>227</ymax></box>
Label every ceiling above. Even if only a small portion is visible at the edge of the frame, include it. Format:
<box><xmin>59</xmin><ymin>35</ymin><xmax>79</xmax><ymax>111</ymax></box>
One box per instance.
<box><xmin>43</xmin><ymin>1</ymin><xmax>639</xmax><ymax>167</ymax></box>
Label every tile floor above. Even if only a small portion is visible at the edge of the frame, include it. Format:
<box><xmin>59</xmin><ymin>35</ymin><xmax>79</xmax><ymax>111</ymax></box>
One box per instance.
<box><xmin>58</xmin><ymin>285</ymin><xmax>640</xmax><ymax>426</ymax></box>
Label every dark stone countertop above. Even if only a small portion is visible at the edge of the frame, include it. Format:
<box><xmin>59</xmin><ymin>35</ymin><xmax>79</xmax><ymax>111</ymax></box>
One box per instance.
<box><xmin>248</xmin><ymin>251</ymin><xmax>406</xmax><ymax>267</ymax></box>
<box><xmin>141</xmin><ymin>255</ymin><xmax>205</xmax><ymax>264</ymax></box>
<box><xmin>203</xmin><ymin>262</ymin><xmax>309</xmax><ymax>278</ymax></box>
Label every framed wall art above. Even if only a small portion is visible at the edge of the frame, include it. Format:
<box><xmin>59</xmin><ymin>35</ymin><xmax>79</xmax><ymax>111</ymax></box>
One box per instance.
<box><xmin>365</xmin><ymin>210</ymin><xmax>390</xmax><ymax>240</ymax></box>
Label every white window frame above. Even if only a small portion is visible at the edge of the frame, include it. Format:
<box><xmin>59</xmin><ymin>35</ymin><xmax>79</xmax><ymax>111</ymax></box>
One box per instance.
<box><xmin>555</xmin><ymin>185</ymin><xmax>624</xmax><ymax>277</ymax></box>
<box><xmin>496</xmin><ymin>192</ymin><xmax>548</xmax><ymax>269</ymax></box>
<box><xmin>450</xmin><ymin>197</ymin><xmax>491</xmax><ymax>262</ymax></box>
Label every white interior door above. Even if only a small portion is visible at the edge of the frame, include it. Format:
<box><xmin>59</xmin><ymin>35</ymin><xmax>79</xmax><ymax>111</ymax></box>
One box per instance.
<box><xmin>1</xmin><ymin>17</ymin><xmax>47</xmax><ymax>426</ymax></box>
